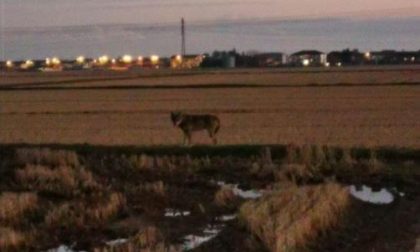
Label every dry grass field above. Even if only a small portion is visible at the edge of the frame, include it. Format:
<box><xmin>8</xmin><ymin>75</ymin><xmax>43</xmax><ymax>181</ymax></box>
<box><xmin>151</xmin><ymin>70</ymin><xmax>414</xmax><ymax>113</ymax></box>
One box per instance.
<box><xmin>0</xmin><ymin>66</ymin><xmax>419</xmax><ymax>147</ymax></box>
<box><xmin>0</xmin><ymin>145</ymin><xmax>418</xmax><ymax>251</ymax></box>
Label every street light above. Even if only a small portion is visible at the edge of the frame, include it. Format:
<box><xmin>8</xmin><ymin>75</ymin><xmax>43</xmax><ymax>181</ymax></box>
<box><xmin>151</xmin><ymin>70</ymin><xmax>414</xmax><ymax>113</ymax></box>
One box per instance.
<box><xmin>21</xmin><ymin>60</ymin><xmax>34</xmax><ymax>69</ymax></box>
<box><xmin>98</xmin><ymin>55</ymin><xmax>110</xmax><ymax>65</ymax></box>
<box><xmin>76</xmin><ymin>56</ymin><xmax>85</xmax><ymax>64</ymax></box>
<box><xmin>5</xmin><ymin>60</ymin><xmax>14</xmax><ymax>68</ymax></box>
<box><xmin>51</xmin><ymin>57</ymin><xmax>61</xmax><ymax>66</ymax></box>
<box><xmin>122</xmin><ymin>54</ymin><xmax>133</xmax><ymax>64</ymax></box>
<box><xmin>150</xmin><ymin>55</ymin><xmax>159</xmax><ymax>65</ymax></box>
<box><xmin>45</xmin><ymin>58</ymin><xmax>52</xmax><ymax>66</ymax></box>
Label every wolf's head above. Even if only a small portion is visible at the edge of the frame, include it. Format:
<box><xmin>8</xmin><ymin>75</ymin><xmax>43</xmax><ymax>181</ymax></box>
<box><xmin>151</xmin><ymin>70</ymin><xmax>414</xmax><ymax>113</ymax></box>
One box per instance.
<box><xmin>170</xmin><ymin>111</ymin><xmax>184</xmax><ymax>126</ymax></box>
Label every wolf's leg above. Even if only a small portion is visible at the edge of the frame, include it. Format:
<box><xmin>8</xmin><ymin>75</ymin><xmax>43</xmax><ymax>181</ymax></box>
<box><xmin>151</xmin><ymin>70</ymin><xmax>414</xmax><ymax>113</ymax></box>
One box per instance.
<box><xmin>183</xmin><ymin>134</ymin><xmax>188</xmax><ymax>146</ymax></box>
<box><xmin>212</xmin><ymin>136</ymin><xmax>218</xmax><ymax>145</ymax></box>
<box><xmin>208</xmin><ymin>129</ymin><xmax>217</xmax><ymax>145</ymax></box>
<box><xmin>183</xmin><ymin>131</ymin><xmax>192</xmax><ymax>146</ymax></box>
<box><xmin>187</xmin><ymin>133</ymin><xmax>192</xmax><ymax>146</ymax></box>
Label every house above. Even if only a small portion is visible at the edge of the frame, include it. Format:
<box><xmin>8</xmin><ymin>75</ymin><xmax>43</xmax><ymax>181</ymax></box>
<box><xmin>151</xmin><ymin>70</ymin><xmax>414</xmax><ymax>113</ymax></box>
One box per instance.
<box><xmin>327</xmin><ymin>49</ymin><xmax>364</xmax><ymax>66</ymax></box>
<box><xmin>289</xmin><ymin>50</ymin><xmax>327</xmax><ymax>67</ymax></box>
<box><xmin>369</xmin><ymin>50</ymin><xmax>399</xmax><ymax>65</ymax></box>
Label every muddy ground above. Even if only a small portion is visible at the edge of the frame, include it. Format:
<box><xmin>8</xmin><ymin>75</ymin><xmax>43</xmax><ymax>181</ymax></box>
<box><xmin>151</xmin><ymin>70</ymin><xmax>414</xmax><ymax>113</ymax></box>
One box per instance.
<box><xmin>0</xmin><ymin>144</ymin><xmax>419</xmax><ymax>252</ymax></box>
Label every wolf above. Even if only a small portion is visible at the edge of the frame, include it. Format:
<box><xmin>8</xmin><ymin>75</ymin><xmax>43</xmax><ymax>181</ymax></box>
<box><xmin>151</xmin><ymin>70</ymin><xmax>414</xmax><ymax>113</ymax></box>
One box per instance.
<box><xmin>170</xmin><ymin>111</ymin><xmax>220</xmax><ymax>145</ymax></box>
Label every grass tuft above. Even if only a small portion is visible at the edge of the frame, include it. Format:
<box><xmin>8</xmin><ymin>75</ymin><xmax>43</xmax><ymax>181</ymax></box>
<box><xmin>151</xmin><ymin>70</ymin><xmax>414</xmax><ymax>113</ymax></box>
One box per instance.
<box><xmin>240</xmin><ymin>183</ymin><xmax>350</xmax><ymax>252</ymax></box>
<box><xmin>15</xmin><ymin>148</ymin><xmax>80</xmax><ymax>167</ymax></box>
<box><xmin>45</xmin><ymin>193</ymin><xmax>126</xmax><ymax>228</ymax></box>
<box><xmin>15</xmin><ymin>164</ymin><xmax>99</xmax><ymax>197</ymax></box>
<box><xmin>0</xmin><ymin>192</ymin><xmax>38</xmax><ymax>223</ymax></box>
<box><xmin>214</xmin><ymin>186</ymin><xmax>239</xmax><ymax>208</ymax></box>
<box><xmin>0</xmin><ymin>227</ymin><xmax>26</xmax><ymax>251</ymax></box>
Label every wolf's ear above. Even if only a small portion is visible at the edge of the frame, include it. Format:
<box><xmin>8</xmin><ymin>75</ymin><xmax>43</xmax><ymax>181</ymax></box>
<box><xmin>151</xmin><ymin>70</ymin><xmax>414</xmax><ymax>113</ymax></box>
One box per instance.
<box><xmin>172</xmin><ymin>111</ymin><xmax>182</xmax><ymax>117</ymax></box>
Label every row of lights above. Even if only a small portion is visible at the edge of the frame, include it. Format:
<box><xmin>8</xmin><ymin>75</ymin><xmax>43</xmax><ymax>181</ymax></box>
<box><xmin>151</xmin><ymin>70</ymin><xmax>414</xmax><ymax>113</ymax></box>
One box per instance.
<box><xmin>3</xmin><ymin>54</ymin><xmax>163</xmax><ymax>69</ymax></box>
<box><xmin>91</xmin><ymin>54</ymin><xmax>160</xmax><ymax>66</ymax></box>
<box><xmin>92</xmin><ymin>54</ymin><xmax>161</xmax><ymax>66</ymax></box>
<box><xmin>300</xmin><ymin>51</ymin><xmax>416</xmax><ymax>67</ymax></box>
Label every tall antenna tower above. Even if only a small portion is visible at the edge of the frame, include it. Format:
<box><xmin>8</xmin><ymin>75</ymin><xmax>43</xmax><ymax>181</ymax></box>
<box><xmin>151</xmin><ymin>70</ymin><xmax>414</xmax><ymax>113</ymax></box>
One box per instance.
<box><xmin>181</xmin><ymin>18</ymin><xmax>186</xmax><ymax>56</ymax></box>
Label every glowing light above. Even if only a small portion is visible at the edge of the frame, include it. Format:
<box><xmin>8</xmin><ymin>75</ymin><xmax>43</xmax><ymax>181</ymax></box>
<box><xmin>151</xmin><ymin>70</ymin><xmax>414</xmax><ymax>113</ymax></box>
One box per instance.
<box><xmin>26</xmin><ymin>60</ymin><xmax>34</xmax><ymax>66</ymax></box>
<box><xmin>337</xmin><ymin>62</ymin><xmax>342</xmax><ymax>67</ymax></box>
<box><xmin>302</xmin><ymin>59</ymin><xmax>310</xmax><ymax>67</ymax></box>
<box><xmin>111</xmin><ymin>58</ymin><xmax>117</xmax><ymax>64</ymax></box>
<box><xmin>137</xmin><ymin>56</ymin><xmax>143</xmax><ymax>62</ymax></box>
<box><xmin>325</xmin><ymin>62</ymin><xmax>330</xmax><ymax>67</ymax></box>
<box><xmin>98</xmin><ymin>55</ymin><xmax>110</xmax><ymax>65</ymax></box>
<box><xmin>411</xmin><ymin>57</ymin><xmax>416</xmax><ymax>62</ymax></box>
<box><xmin>51</xmin><ymin>57</ymin><xmax>61</xmax><ymax>65</ymax></box>
<box><xmin>175</xmin><ymin>54</ymin><xmax>182</xmax><ymax>62</ymax></box>
<box><xmin>121</xmin><ymin>54</ymin><xmax>133</xmax><ymax>64</ymax></box>
<box><xmin>76</xmin><ymin>56</ymin><xmax>85</xmax><ymax>64</ymax></box>
<box><xmin>21</xmin><ymin>60</ymin><xmax>34</xmax><ymax>69</ymax></box>
<box><xmin>364</xmin><ymin>52</ymin><xmax>371</xmax><ymax>58</ymax></box>
<box><xmin>5</xmin><ymin>60</ymin><xmax>14</xmax><ymax>68</ymax></box>
<box><xmin>150</xmin><ymin>55</ymin><xmax>160</xmax><ymax>65</ymax></box>
<box><xmin>45</xmin><ymin>58</ymin><xmax>52</xmax><ymax>66</ymax></box>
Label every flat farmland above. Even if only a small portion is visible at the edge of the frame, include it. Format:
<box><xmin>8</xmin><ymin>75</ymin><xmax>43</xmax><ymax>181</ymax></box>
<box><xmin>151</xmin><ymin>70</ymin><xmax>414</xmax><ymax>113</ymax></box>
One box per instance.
<box><xmin>1</xmin><ymin>67</ymin><xmax>420</xmax><ymax>252</ymax></box>
<box><xmin>1</xmin><ymin>65</ymin><xmax>420</xmax><ymax>89</ymax></box>
<box><xmin>0</xmin><ymin>67</ymin><xmax>419</xmax><ymax>147</ymax></box>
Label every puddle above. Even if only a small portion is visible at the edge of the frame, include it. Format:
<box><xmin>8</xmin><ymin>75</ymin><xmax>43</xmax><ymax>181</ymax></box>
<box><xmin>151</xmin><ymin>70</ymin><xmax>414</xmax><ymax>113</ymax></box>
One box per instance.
<box><xmin>216</xmin><ymin>181</ymin><xmax>263</xmax><ymax>199</ymax></box>
<box><xmin>106</xmin><ymin>238</ymin><xmax>128</xmax><ymax>247</ymax></box>
<box><xmin>416</xmin><ymin>237</ymin><xmax>420</xmax><ymax>252</ymax></box>
<box><xmin>216</xmin><ymin>214</ymin><xmax>237</xmax><ymax>221</ymax></box>
<box><xmin>46</xmin><ymin>245</ymin><xmax>84</xmax><ymax>252</ymax></box>
<box><xmin>349</xmin><ymin>185</ymin><xmax>394</xmax><ymax>204</ymax></box>
<box><xmin>182</xmin><ymin>225</ymin><xmax>224</xmax><ymax>251</ymax></box>
<box><xmin>164</xmin><ymin>208</ymin><xmax>191</xmax><ymax>217</ymax></box>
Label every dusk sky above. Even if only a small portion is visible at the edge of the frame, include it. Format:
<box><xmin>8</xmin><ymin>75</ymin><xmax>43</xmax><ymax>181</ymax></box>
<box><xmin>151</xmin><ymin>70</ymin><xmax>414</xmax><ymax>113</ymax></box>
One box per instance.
<box><xmin>1</xmin><ymin>0</ymin><xmax>419</xmax><ymax>59</ymax></box>
<box><xmin>2</xmin><ymin>0</ymin><xmax>420</xmax><ymax>28</ymax></box>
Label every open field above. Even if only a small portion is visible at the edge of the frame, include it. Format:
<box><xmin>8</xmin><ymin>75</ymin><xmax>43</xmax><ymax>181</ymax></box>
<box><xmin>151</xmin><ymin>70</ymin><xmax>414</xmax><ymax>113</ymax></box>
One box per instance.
<box><xmin>1</xmin><ymin>65</ymin><xmax>420</xmax><ymax>89</ymax></box>
<box><xmin>0</xmin><ymin>67</ymin><xmax>419</xmax><ymax>147</ymax></box>
<box><xmin>0</xmin><ymin>67</ymin><xmax>419</xmax><ymax>251</ymax></box>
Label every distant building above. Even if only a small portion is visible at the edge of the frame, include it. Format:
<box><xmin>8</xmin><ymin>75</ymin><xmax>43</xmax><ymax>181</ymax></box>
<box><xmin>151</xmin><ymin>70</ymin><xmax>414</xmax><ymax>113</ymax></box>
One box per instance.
<box><xmin>170</xmin><ymin>54</ymin><xmax>205</xmax><ymax>69</ymax></box>
<box><xmin>327</xmin><ymin>49</ymin><xmax>364</xmax><ymax>66</ymax></box>
<box><xmin>14</xmin><ymin>60</ymin><xmax>42</xmax><ymax>71</ymax></box>
<box><xmin>370</xmin><ymin>50</ymin><xmax>399</xmax><ymax>65</ymax></box>
<box><xmin>138</xmin><ymin>56</ymin><xmax>162</xmax><ymax>69</ymax></box>
<box><xmin>289</xmin><ymin>50</ymin><xmax>327</xmax><ymax>67</ymax></box>
<box><xmin>223</xmin><ymin>55</ymin><xmax>236</xmax><ymax>68</ymax></box>
<box><xmin>396</xmin><ymin>51</ymin><xmax>420</xmax><ymax>64</ymax></box>
<box><xmin>369</xmin><ymin>50</ymin><xmax>420</xmax><ymax>65</ymax></box>
<box><xmin>201</xmin><ymin>50</ymin><xmax>237</xmax><ymax>68</ymax></box>
<box><xmin>254</xmin><ymin>53</ymin><xmax>287</xmax><ymax>67</ymax></box>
